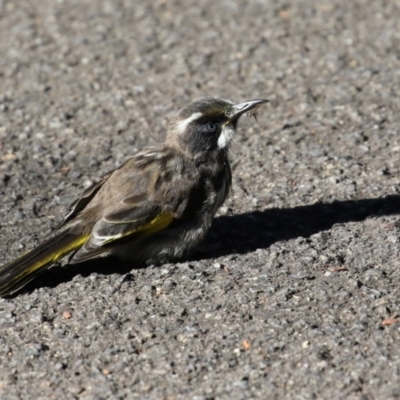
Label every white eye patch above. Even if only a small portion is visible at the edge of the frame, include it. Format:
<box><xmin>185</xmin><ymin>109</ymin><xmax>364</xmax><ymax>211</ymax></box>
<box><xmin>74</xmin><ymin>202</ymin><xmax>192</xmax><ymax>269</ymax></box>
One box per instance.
<box><xmin>175</xmin><ymin>112</ymin><xmax>203</xmax><ymax>135</ymax></box>
<box><xmin>217</xmin><ymin>124</ymin><xmax>235</xmax><ymax>149</ymax></box>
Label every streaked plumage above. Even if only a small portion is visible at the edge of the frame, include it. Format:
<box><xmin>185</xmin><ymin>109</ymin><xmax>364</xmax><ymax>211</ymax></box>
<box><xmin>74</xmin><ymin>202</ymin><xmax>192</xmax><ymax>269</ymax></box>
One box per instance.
<box><xmin>0</xmin><ymin>97</ymin><xmax>267</xmax><ymax>296</ymax></box>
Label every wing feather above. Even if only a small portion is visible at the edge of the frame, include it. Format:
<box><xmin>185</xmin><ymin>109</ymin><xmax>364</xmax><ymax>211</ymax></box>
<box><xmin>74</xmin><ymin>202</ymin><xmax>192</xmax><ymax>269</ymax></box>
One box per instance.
<box><xmin>70</xmin><ymin>211</ymin><xmax>173</xmax><ymax>263</ymax></box>
<box><xmin>66</xmin><ymin>146</ymin><xmax>197</xmax><ymax>263</ymax></box>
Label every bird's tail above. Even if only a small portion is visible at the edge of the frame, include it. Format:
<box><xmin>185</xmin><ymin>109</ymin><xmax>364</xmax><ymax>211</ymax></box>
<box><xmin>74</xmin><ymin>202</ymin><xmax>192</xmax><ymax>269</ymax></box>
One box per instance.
<box><xmin>0</xmin><ymin>231</ymin><xmax>89</xmax><ymax>297</ymax></box>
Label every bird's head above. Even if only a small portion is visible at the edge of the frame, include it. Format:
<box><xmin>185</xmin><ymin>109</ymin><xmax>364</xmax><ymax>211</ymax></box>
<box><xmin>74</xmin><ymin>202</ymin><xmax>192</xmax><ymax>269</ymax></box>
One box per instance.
<box><xmin>167</xmin><ymin>97</ymin><xmax>268</xmax><ymax>158</ymax></box>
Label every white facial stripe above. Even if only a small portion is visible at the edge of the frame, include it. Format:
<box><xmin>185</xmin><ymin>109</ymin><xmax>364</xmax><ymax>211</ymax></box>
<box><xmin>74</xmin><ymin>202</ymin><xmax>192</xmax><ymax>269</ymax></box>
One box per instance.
<box><xmin>217</xmin><ymin>124</ymin><xmax>235</xmax><ymax>149</ymax></box>
<box><xmin>176</xmin><ymin>112</ymin><xmax>203</xmax><ymax>134</ymax></box>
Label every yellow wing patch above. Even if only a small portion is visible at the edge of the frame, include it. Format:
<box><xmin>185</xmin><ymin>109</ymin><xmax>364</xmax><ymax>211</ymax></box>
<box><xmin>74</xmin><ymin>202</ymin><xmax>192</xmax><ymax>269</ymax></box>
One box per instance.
<box><xmin>139</xmin><ymin>212</ymin><xmax>174</xmax><ymax>237</ymax></box>
<box><xmin>100</xmin><ymin>212</ymin><xmax>174</xmax><ymax>246</ymax></box>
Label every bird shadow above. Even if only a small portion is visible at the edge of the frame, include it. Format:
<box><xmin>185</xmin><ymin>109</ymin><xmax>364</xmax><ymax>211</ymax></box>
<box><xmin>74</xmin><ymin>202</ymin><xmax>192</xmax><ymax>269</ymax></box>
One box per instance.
<box><xmin>16</xmin><ymin>194</ymin><xmax>400</xmax><ymax>297</ymax></box>
<box><xmin>194</xmin><ymin>194</ymin><xmax>400</xmax><ymax>260</ymax></box>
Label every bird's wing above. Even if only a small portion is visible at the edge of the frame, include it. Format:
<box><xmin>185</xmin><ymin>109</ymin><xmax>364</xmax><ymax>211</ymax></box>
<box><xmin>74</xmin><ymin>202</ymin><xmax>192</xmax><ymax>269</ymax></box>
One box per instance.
<box><xmin>69</xmin><ymin>151</ymin><xmax>192</xmax><ymax>263</ymax></box>
<box><xmin>70</xmin><ymin>193</ymin><xmax>174</xmax><ymax>263</ymax></box>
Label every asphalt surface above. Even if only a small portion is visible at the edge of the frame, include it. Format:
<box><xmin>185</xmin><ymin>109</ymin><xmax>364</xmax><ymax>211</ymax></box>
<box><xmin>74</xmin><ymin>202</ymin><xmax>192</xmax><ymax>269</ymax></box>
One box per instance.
<box><xmin>1</xmin><ymin>0</ymin><xmax>400</xmax><ymax>399</ymax></box>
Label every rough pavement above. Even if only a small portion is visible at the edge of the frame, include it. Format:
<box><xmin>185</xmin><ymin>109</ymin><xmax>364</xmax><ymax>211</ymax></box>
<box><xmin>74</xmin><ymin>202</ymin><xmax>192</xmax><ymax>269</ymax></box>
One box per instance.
<box><xmin>1</xmin><ymin>1</ymin><xmax>400</xmax><ymax>399</ymax></box>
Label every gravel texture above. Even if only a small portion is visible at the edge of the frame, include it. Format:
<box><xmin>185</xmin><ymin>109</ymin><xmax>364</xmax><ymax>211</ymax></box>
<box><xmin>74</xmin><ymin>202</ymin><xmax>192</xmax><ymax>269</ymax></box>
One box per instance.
<box><xmin>1</xmin><ymin>0</ymin><xmax>400</xmax><ymax>399</ymax></box>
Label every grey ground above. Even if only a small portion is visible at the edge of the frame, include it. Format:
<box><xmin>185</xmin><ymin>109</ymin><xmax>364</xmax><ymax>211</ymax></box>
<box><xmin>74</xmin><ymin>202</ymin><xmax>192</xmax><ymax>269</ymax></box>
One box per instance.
<box><xmin>0</xmin><ymin>0</ymin><xmax>400</xmax><ymax>399</ymax></box>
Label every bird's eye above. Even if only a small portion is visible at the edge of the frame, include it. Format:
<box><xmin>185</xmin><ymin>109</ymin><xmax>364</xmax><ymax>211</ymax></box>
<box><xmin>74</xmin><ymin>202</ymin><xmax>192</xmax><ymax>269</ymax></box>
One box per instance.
<box><xmin>205</xmin><ymin>122</ymin><xmax>217</xmax><ymax>132</ymax></box>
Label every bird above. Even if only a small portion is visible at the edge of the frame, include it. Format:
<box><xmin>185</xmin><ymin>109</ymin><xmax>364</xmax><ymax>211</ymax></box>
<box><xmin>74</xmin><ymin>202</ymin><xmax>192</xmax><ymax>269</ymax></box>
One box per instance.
<box><xmin>0</xmin><ymin>97</ymin><xmax>268</xmax><ymax>296</ymax></box>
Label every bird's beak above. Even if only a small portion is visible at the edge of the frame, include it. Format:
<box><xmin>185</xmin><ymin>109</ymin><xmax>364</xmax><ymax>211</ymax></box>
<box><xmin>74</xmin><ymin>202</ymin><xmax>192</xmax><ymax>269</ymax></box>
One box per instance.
<box><xmin>231</xmin><ymin>99</ymin><xmax>269</xmax><ymax>119</ymax></box>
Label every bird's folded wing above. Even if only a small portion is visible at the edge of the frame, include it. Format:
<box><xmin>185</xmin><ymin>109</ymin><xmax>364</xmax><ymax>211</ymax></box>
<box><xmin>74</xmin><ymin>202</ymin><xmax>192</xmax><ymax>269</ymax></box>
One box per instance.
<box><xmin>70</xmin><ymin>198</ymin><xmax>174</xmax><ymax>263</ymax></box>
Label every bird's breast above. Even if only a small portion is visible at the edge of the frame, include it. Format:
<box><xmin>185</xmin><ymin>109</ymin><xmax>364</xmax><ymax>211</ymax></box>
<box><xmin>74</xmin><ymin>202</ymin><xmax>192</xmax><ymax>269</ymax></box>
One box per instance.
<box><xmin>209</xmin><ymin>165</ymin><xmax>232</xmax><ymax>215</ymax></box>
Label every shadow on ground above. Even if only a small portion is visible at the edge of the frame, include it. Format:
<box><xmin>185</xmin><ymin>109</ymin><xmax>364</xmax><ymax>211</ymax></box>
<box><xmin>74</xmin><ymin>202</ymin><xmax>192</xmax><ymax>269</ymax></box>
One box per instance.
<box><xmin>17</xmin><ymin>194</ymin><xmax>400</xmax><ymax>296</ymax></box>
